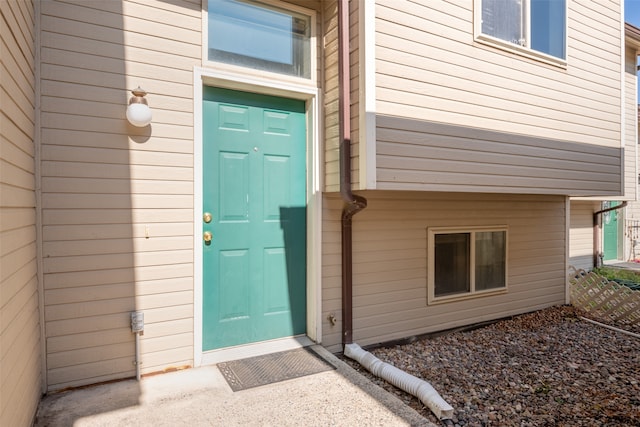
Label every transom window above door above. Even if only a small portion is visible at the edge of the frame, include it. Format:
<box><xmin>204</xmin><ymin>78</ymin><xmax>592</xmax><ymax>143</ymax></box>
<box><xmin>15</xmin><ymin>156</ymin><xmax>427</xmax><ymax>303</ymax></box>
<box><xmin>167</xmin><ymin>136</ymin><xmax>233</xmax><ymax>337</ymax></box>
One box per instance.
<box><xmin>208</xmin><ymin>0</ymin><xmax>312</xmax><ymax>79</ymax></box>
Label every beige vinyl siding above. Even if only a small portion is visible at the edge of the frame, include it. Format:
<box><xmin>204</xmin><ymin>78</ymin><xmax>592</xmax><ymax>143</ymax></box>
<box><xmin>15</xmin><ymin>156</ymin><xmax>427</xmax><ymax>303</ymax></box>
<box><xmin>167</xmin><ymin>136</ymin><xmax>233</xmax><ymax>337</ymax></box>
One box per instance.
<box><xmin>569</xmin><ymin>201</ymin><xmax>598</xmax><ymax>272</ymax></box>
<box><xmin>39</xmin><ymin>0</ymin><xmax>200</xmax><ymax>391</ymax></box>
<box><xmin>624</xmin><ymin>46</ymin><xmax>638</xmax><ymax>200</ymax></box>
<box><xmin>625</xmin><ymin>200</ymin><xmax>640</xmax><ymax>261</ymax></box>
<box><xmin>372</xmin><ymin>0</ymin><xmax>624</xmax><ymax>195</ymax></box>
<box><xmin>627</xmin><ymin>201</ymin><xmax>640</xmax><ymax>221</ymax></box>
<box><xmin>349</xmin><ymin>0</ymin><xmax>360</xmax><ymax>189</ymax></box>
<box><xmin>323</xmin><ymin>0</ymin><xmax>339</xmax><ymax>192</ymax></box>
<box><xmin>1</xmin><ymin>0</ymin><xmax>42</xmax><ymax>426</ymax></box>
<box><xmin>625</xmin><ymin>147</ymin><xmax>640</xmax><ymax>262</ymax></box>
<box><xmin>323</xmin><ymin>0</ymin><xmax>360</xmax><ymax>192</ymax></box>
<box><xmin>322</xmin><ymin>192</ymin><xmax>567</xmax><ymax>351</ymax></box>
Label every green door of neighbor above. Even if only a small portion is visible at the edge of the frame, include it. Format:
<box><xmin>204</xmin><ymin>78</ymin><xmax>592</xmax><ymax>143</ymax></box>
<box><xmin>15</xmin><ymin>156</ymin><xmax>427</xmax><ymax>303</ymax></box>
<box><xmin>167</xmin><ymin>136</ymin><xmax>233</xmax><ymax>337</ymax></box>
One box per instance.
<box><xmin>603</xmin><ymin>201</ymin><xmax>620</xmax><ymax>261</ymax></box>
<box><xmin>202</xmin><ymin>87</ymin><xmax>307</xmax><ymax>351</ymax></box>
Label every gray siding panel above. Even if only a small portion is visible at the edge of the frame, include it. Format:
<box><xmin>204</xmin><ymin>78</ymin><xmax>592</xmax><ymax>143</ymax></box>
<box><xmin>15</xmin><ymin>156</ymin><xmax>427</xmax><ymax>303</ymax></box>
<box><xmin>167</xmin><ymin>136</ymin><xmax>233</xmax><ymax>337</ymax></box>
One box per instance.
<box><xmin>376</xmin><ymin>116</ymin><xmax>621</xmax><ymax>195</ymax></box>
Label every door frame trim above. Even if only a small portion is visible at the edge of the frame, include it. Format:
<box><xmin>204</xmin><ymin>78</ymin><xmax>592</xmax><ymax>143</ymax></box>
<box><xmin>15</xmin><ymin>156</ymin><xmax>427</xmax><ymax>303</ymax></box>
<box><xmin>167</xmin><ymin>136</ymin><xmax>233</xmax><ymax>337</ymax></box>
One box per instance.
<box><xmin>193</xmin><ymin>66</ymin><xmax>322</xmax><ymax>367</ymax></box>
<box><xmin>602</xmin><ymin>200</ymin><xmax>623</xmax><ymax>262</ymax></box>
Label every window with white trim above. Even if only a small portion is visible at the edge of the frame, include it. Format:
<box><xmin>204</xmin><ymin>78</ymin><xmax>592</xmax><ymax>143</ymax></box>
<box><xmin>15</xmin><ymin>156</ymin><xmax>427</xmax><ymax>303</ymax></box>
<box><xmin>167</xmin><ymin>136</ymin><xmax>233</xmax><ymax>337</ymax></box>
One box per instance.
<box><xmin>428</xmin><ymin>227</ymin><xmax>507</xmax><ymax>304</ymax></box>
<box><xmin>208</xmin><ymin>0</ymin><xmax>312</xmax><ymax>79</ymax></box>
<box><xmin>478</xmin><ymin>0</ymin><xmax>566</xmax><ymax>60</ymax></box>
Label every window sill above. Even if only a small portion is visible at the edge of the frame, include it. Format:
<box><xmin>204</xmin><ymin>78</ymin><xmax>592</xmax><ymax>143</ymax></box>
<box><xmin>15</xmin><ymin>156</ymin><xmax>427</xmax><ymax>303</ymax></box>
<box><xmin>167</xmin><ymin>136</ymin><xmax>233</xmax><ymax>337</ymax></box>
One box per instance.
<box><xmin>428</xmin><ymin>287</ymin><xmax>507</xmax><ymax>306</ymax></box>
<box><xmin>475</xmin><ymin>34</ymin><xmax>567</xmax><ymax>69</ymax></box>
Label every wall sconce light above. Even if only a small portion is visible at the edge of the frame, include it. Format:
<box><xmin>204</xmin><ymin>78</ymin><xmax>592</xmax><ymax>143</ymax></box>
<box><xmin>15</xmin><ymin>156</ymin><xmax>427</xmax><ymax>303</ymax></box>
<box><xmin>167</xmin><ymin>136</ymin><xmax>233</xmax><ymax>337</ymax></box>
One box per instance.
<box><xmin>126</xmin><ymin>86</ymin><xmax>152</xmax><ymax>127</ymax></box>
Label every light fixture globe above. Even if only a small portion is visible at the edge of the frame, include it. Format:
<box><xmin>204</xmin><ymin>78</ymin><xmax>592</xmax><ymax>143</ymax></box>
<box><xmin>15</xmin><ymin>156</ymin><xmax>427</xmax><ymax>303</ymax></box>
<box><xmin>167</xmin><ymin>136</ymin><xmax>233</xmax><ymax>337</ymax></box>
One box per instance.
<box><xmin>126</xmin><ymin>103</ymin><xmax>152</xmax><ymax>127</ymax></box>
<box><xmin>126</xmin><ymin>87</ymin><xmax>152</xmax><ymax>127</ymax></box>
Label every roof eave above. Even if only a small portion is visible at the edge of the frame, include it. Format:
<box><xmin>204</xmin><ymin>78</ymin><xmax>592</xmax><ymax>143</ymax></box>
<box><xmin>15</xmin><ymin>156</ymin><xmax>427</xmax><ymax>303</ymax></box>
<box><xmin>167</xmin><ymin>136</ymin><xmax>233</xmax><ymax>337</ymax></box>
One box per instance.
<box><xmin>625</xmin><ymin>22</ymin><xmax>640</xmax><ymax>49</ymax></box>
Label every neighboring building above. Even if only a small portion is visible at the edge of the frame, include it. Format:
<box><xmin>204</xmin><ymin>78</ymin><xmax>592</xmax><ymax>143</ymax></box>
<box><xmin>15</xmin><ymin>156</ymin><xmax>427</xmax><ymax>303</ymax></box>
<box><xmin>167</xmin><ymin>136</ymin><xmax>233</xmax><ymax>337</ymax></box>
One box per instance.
<box><xmin>569</xmin><ymin>25</ymin><xmax>640</xmax><ymax>271</ymax></box>
<box><xmin>625</xmin><ymin>112</ymin><xmax>640</xmax><ymax>261</ymax></box>
<box><xmin>0</xmin><ymin>1</ymin><xmax>636</xmax><ymax>425</ymax></box>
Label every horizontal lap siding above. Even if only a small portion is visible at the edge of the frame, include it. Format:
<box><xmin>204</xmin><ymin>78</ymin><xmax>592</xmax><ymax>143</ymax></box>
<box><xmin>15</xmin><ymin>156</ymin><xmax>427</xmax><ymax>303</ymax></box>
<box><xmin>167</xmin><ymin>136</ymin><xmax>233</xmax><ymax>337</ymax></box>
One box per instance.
<box><xmin>40</xmin><ymin>0</ymin><xmax>200</xmax><ymax>391</ymax></box>
<box><xmin>373</xmin><ymin>0</ymin><xmax>623</xmax><ymax>195</ymax></box>
<box><xmin>324</xmin><ymin>0</ymin><xmax>339</xmax><ymax>192</ymax></box>
<box><xmin>324</xmin><ymin>0</ymin><xmax>360</xmax><ymax>192</ymax></box>
<box><xmin>626</xmin><ymin>198</ymin><xmax>640</xmax><ymax>262</ymax></box>
<box><xmin>628</xmin><ymin>200</ymin><xmax>640</xmax><ymax>221</ymax></box>
<box><xmin>322</xmin><ymin>195</ymin><xmax>342</xmax><ymax>348</ymax></box>
<box><xmin>322</xmin><ymin>192</ymin><xmax>567</xmax><ymax>351</ymax></box>
<box><xmin>624</xmin><ymin>46</ymin><xmax>638</xmax><ymax>200</ymax></box>
<box><xmin>0</xmin><ymin>0</ymin><xmax>41</xmax><ymax>426</ymax></box>
<box><xmin>376</xmin><ymin>116</ymin><xmax>621</xmax><ymax>195</ymax></box>
<box><xmin>349</xmin><ymin>0</ymin><xmax>360</xmax><ymax>189</ymax></box>
<box><xmin>569</xmin><ymin>201</ymin><xmax>598</xmax><ymax>272</ymax></box>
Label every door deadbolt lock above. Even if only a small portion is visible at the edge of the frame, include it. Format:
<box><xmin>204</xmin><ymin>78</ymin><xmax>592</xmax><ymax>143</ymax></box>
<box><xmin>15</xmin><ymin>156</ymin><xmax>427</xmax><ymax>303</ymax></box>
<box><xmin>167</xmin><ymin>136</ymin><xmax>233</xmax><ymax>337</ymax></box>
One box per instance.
<box><xmin>203</xmin><ymin>231</ymin><xmax>213</xmax><ymax>243</ymax></box>
<box><xmin>203</xmin><ymin>212</ymin><xmax>212</xmax><ymax>223</ymax></box>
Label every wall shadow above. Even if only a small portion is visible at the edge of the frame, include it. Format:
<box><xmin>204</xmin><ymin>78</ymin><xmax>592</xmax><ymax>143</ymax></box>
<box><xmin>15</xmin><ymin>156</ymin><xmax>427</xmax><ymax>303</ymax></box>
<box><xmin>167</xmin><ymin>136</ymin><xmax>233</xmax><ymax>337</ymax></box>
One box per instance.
<box><xmin>280</xmin><ymin>206</ymin><xmax>307</xmax><ymax>334</ymax></box>
<box><xmin>38</xmin><ymin>0</ymin><xmax>140</xmax><ymax>416</ymax></box>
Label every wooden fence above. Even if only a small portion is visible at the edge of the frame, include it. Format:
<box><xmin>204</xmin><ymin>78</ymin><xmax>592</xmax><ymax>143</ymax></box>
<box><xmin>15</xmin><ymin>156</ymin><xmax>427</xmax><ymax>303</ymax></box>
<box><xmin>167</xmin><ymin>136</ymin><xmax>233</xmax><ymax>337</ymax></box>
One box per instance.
<box><xmin>569</xmin><ymin>267</ymin><xmax>640</xmax><ymax>328</ymax></box>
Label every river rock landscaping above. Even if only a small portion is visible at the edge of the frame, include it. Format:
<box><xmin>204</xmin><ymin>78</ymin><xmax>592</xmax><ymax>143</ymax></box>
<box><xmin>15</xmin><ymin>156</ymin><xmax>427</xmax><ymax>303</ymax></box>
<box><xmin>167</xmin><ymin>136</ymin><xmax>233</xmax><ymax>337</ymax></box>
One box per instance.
<box><xmin>343</xmin><ymin>305</ymin><xmax>640</xmax><ymax>426</ymax></box>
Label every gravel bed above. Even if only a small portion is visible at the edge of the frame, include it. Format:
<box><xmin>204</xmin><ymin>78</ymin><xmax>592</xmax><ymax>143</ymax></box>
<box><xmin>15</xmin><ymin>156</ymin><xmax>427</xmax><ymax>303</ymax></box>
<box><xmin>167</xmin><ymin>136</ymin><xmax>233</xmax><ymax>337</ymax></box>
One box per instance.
<box><xmin>342</xmin><ymin>306</ymin><xmax>640</xmax><ymax>426</ymax></box>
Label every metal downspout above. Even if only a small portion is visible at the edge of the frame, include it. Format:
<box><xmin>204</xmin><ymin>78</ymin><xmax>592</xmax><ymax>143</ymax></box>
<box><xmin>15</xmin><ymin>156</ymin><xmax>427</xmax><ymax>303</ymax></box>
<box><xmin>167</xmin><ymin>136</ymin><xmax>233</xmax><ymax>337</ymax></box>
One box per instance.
<box><xmin>339</xmin><ymin>0</ymin><xmax>367</xmax><ymax>347</ymax></box>
<box><xmin>593</xmin><ymin>201</ymin><xmax>627</xmax><ymax>268</ymax></box>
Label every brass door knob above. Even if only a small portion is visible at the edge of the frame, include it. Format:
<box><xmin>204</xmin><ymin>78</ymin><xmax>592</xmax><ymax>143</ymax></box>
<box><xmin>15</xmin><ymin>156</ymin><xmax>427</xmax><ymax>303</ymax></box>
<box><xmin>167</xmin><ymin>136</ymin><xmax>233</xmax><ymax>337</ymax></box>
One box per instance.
<box><xmin>203</xmin><ymin>231</ymin><xmax>213</xmax><ymax>243</ymax></box>
<box><xmin>203</xmin><ymin>212</ymin><xmax>212</xmax><ymax>223</ymax></box>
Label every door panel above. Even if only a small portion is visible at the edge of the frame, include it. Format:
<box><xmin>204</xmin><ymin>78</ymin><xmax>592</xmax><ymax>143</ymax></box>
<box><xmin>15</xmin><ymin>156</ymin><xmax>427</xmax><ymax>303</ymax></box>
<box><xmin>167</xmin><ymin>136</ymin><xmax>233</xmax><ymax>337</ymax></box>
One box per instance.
<box><xmin>603</xmin><ymin>201</ymin><xmax>619</xmax><ymax>261</ymax></box>
<box><xmin>219</xmin><ymin>152</ymin><xmax>249</xmax><ymax>220</ymax></box>
<box><xmin>202</xmin><ymin>87</ymin><xmax>306</xmax><ymax>351</ymax></box>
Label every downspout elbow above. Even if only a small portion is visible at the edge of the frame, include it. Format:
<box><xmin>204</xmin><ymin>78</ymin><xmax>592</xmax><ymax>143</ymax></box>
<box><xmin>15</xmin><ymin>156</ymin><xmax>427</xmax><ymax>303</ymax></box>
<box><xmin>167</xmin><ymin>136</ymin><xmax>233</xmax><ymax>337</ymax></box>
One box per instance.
<box><xmin>340</xmin><ymin>137</ymin><xmax>367</xmax><ymax>221</ymax></box>
<box><xmin>342</xmin><ymin>194</ymin><xmax>367</xmax><ymax>221</ymax></box>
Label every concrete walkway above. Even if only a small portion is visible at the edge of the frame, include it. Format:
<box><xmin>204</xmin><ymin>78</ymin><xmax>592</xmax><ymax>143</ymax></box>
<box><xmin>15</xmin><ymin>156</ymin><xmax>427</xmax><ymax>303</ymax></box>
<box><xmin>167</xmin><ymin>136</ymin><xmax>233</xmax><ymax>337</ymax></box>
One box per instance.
<box><xmin>34</xmin><ymin>346</ymin><xmax>437</xmax><ymax>427</ymax></box>
<box><xmin>604</xmin><ymin>260</ymin><xmax>640</xmax><ymax>270</ymax></box>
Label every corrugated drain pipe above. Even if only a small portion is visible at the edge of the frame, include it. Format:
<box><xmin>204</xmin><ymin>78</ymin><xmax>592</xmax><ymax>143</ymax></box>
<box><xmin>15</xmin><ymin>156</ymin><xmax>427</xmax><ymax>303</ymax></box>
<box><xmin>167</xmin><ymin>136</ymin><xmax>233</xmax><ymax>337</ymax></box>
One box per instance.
<box><xmin>337</xmin><ymin>1</ymin><xmax>454</xmax><ymax>422</ymax></box>
<box><xmin>345</xmin><ymin>343</ymin><xmax>454</xmax><ymax>420</ymax></box>
<box><xmin>338</xmin><ymin>0</ymin><xmax>367</xmax><ymax>347</ymax></box>
<box><xmin>593</xmin><ymin>201</ymin><xmax>627</xmax><ymax>268</ymax></box>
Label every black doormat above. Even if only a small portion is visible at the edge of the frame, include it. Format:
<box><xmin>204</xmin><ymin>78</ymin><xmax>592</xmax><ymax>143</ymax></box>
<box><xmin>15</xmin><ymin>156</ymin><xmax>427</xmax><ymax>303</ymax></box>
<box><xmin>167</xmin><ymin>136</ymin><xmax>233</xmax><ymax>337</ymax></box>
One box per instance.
<box><xmin>217</xmin><ymin>347</ymin><xmax>336</xmax><ymax>392</ymax></box>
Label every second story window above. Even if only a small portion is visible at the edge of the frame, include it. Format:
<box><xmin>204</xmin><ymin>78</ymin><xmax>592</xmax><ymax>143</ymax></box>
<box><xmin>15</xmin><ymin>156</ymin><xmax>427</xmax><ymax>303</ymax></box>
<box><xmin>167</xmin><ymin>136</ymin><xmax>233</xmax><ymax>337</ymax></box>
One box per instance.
<box><xmin>480</xmin><ymin>0</ymin><xmax>566</xmax><ymax>60</ymax></box>
<box><xmin>208</xmin><ymin>0</ymin><xmax>312</xmax><ymax>79</ymax></box>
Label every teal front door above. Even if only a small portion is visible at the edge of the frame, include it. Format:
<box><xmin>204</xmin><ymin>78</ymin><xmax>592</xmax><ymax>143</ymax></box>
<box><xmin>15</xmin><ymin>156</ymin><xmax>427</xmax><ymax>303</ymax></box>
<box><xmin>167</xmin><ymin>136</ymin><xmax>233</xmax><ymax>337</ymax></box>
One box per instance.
<box><xmin>202</xmin><ymin>87</ymin><xmax>307</xmax><ymax>351</ymax></box>
<box><xmin>603</xmin><ymin>201</ymin><xmax>620</xmax><ymax>261</ymax></box>
<box><xmin>602</xmin><ymin>202</ymin><xmax>620</xmax><ymax>261</ymax></box>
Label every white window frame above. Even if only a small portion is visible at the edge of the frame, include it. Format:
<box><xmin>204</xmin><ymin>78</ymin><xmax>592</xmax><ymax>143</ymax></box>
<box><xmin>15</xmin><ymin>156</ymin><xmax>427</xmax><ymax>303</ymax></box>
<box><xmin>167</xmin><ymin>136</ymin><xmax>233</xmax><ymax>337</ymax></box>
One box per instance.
<box><xmin>427</xmin><ymin>226</ymin><xmax>508</xmax><ymax>305</ymax></box>
<box><xmin>473</xmin><ymin>0</ymin><xmax>568</xmax><ymax>67</ymax></box>
<box><xmin>202</xmin><ymin>0</ymin><xmax>317</xmax><ymax>88</ymax></box>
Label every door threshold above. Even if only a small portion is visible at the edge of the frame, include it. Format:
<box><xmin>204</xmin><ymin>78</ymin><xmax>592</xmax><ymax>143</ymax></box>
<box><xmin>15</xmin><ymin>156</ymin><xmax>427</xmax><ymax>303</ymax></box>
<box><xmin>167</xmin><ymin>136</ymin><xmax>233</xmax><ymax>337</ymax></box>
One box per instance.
<box><xmin>201</xmin><ymin>335</ymin><xmax>315</xmax><ymax>365</ymax></box>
